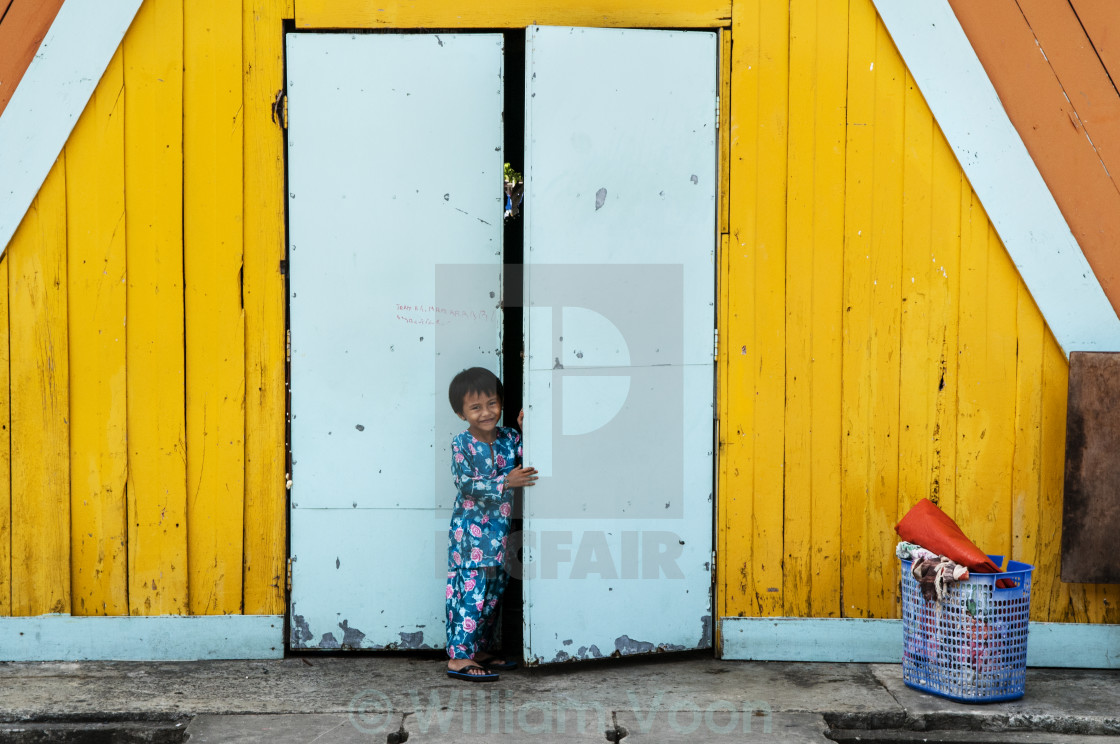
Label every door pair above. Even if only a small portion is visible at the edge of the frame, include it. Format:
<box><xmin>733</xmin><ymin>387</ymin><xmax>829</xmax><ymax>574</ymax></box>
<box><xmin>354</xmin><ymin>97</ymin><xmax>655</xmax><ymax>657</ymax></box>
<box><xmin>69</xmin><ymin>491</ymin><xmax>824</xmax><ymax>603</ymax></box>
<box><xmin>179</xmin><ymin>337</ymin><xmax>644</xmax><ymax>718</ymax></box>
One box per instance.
<box><xmin>287</xmin><ymin>26</ymin><xmax>717</xmax><ymax>664</ymax></box>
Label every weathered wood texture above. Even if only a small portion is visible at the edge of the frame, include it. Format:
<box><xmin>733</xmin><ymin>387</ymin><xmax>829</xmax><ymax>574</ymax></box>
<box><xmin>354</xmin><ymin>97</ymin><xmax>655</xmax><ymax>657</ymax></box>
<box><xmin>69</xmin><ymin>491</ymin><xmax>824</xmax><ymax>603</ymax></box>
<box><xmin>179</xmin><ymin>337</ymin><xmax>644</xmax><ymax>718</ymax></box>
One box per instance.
<box><xmin>948</xmin><ymin>0</ymin><xmax>1120</xmax><ymax>318</ymax></box>
<box><xmin>720</xmin><ymin>0</ymin><xmax>1120</xmax><ymax>624</ymax></box>
<box><xmin>1062</xmin><ymin>353</ymin><xmax>1120</xmax><ymax>584</ymax></box>
<box><xmin>0</xmin><ymin>0</ymin><xmax>292</xmax><ymax>618</ymax></box>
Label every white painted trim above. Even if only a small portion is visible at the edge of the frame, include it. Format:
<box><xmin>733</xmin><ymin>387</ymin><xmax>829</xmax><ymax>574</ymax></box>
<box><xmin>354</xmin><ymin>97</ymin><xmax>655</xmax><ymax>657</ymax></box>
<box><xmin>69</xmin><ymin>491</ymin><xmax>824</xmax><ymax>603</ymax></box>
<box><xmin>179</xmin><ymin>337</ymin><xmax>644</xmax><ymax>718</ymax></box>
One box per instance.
<box><xmin>0</xmin><ymin>0</ymin><xmax>144</xmax><ymax>254</ymax></box>
<box><xmin>0</xmin><ymin>615</ymin><xmax>285</xmax><ymax>661</ymax></box>
<box><xmin>719</xmin><ymin>617</ymin><xmax>1120</xmax><ymax>669</ymax></box>
<box><xmin>872</xmin><ymin>0</ymin><xmax>1120</xmax><ymax>354</ymax></box>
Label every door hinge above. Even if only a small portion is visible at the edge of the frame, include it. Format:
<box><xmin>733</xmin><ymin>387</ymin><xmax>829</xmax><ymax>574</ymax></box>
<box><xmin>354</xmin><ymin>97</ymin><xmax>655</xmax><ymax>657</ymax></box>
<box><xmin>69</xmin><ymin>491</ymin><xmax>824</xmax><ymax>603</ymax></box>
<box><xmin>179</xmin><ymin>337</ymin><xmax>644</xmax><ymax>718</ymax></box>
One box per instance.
<box><xmin>286</xmin><ymin>557</ymin><xmax>293</xmax><ymax>593</ymax></box>
<box><xmin>713</xmin><ymin>327</ymin><xmax>719</xmax><ymax>361</ymax></box>
<box><xmin>286</xmin><ymin>329</ymin><xmax>291</xmax><ymax>363</ymax></box>
<box><xmin>715</xmin><ymin>95</ymin><xmax>720</xmax><ymax>129</ymax></box>
<box><xmin>272</xmin><ymin>90</ymin><xmax>288</xmax><ymax>130</ymax></box>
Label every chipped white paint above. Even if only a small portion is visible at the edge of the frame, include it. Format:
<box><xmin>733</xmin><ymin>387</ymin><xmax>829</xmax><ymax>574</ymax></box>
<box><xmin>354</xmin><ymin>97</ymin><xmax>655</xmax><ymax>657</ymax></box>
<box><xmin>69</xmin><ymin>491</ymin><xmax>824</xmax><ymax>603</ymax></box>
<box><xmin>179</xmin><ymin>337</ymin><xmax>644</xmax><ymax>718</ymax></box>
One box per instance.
<box><xmin>0</xmin><ymin>0</ymin><xmax>143</xmax><ymax>253</ymax></box>
<box><xmin>521</xmin><ymin>25</ymin><xmax>717</xmax><ymax>664</ymax></box>
<box><xmin>872</xmin><ymin>0</ymin><xmax>1120</xmax><ymax>353</ymax></box>
<box><xmin>285</xmin><ymin>32</ymin><xmax>504</xmax><ymax>650</ymax></box>
<box><xmin>0</xmin><ymin>615</ymin><xmax>283</xmax><ymax>661</ymax></box>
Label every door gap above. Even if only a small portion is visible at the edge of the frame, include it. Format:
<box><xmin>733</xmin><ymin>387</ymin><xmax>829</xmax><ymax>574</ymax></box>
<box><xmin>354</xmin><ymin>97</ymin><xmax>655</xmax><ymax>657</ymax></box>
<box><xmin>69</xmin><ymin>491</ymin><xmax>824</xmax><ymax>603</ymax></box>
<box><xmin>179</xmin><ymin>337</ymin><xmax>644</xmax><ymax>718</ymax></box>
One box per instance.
<box><xmin>499</xmin><ymin>27</ymin><xmax>526</xmax><ymax>664</ymax></box>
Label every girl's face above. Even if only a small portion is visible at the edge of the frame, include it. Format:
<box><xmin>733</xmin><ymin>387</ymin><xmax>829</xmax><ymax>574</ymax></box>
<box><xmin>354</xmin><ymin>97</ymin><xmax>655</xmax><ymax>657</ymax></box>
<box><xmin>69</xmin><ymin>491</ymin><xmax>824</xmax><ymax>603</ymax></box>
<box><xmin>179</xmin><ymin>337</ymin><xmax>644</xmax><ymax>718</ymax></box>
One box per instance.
<box><xmin>458</xmin><ymin>390</ymin><xmax>502</xmax><ymax>442</ymax></box>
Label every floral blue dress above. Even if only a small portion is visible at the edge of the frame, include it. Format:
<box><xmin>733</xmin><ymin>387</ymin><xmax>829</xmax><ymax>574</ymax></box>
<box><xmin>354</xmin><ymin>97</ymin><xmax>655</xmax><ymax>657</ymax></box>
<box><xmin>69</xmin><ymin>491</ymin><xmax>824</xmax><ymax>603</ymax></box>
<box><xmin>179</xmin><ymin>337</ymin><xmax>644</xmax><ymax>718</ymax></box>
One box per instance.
<box><xmin>445</xmin><ymin>426</ymin><xmax>521</xmax><ymax>659</ymax></box>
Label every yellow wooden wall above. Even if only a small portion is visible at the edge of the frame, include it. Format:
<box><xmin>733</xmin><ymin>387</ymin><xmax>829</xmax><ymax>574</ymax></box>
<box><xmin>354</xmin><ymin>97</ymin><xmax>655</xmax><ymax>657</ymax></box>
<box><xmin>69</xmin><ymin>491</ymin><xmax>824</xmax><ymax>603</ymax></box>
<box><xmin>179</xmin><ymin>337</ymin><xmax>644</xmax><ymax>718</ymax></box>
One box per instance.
<box><xmin>2</xmin><ymin>0</ymin><xmax>1114</xmax><ymax>629</ymax></box>
<box><xmin>0</xmin><ymin>0</ymin><xmax>290</xmax><ymax>617</ymax></box>
<box><xmin>718</xmin><ymin>0</ymin><xmax>1120</xmax><ymax>625</ymax></box>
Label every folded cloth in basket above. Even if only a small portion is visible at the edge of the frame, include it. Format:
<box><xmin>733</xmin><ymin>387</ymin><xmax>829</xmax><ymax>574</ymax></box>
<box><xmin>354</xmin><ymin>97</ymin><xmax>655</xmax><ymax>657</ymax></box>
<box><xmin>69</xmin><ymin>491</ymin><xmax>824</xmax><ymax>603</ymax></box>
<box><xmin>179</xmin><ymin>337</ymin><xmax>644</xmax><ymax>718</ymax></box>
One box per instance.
<box><xmin>911</xmin><ymin>556</ymin><xmax>970</xmax><ymax>601</ymax></box>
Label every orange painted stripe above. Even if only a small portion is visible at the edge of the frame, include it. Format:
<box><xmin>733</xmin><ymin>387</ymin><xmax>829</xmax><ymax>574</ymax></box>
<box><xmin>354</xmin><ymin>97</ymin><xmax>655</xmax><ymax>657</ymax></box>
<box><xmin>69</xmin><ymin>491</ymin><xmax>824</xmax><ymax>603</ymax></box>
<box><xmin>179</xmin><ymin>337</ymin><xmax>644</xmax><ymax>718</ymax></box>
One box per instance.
<box><xmin>1015</xmin><ymin>0</ymin><xmax>1120</xmax><ymax>193</ymax></box>
<box><xmin>948</xmin><ymin>0</ymin><xmax>1120</xmax><ymax>319</ymax></box>
<box><xmin>1070</xmin><ymin>0</ymin><xmax>1120</xmax><ymax>88</ymax></box>
<box><xmin>0</xmin><ymin>0</ymin><xmax>66</xmax><ymax>119</ymax></box>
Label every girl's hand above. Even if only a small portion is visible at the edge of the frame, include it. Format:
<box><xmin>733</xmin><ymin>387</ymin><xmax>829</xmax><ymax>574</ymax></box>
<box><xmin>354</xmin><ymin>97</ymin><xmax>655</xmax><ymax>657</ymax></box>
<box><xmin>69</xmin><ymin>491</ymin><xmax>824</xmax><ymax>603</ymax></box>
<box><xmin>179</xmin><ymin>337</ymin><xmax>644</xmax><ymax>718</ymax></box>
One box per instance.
<box><xmin>517</xmin><ymin>409</ymin><xmax>525</xmax><ymax>429</ymax></box>
<box><xmin>506</xmin><ymin>465</ymin><xmax>538</xmax><ymax>488</ymax></box>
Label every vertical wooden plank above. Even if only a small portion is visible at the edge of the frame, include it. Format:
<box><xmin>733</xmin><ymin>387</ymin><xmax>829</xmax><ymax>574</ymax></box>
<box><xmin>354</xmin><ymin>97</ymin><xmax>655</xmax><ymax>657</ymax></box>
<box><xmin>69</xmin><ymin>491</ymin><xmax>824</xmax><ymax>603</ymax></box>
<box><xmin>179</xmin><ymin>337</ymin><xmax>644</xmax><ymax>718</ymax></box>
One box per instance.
<box><xmin>785</xmin><ymin>0</ymin><xmax>846</xmax><ymax>619</ymax></box>
<box><xmin>716</xmin><ymin>231</ymin><xmax>731</xmax><ymax>627</ymax></box>
<box><xmin>808</xmin><ymin>0</ymin><xmax>846</xmax><ymax>620</ymax></box>
<box><xmin>0</xmin><ymin>260</ymin><xmax>10</xmax><ymax>616</ymax></box>
<box><xmin>957</xmin><ymin>202</ymin><xmax>1018</xmax><ymax>561</ymax></box>
<box><xmin>65</xmin><ymin>48</ymin><xmax>129</xmax><ymax>616</ymax></box>
<box><xmin>722</xmin><ymin>0</ymin><xmax>761</xmax><ymax>619</ymax></box>
<box><xmin>898</xmin><ymin>67</ymin><xmax>935</xmax><ymax>529</ymax></box>
<box><xmin>925</xmin><ymin>128</ymin><xmax>961</xmax><ymax>519</ymax></box>
<box><xmin>1011</xmin><ymin>281</ymin><xmax>1043</xmax><ymax>617</ymax></box>
<box><xmin>840</xmin><ymin>0</ymin><xmax>877</xmax><ymax>619</ymax></box>
<box><xmin>184</xmin><ymin>0</ymin><xmax>245</xmax><ymax>615</ymax></box>
<box><xmin>123</xmin><ymin>0</ymin><xmax>188</xmax><ymax>616</ymax></box>
<box><xmin>864</xmin><ymin>18</ymin><xmax>904</xmax><ymax>619</ymax></box>
<box><xmin>242</xmin><ymin>0</ymin><xmax>287</xmax><ymax>615</ymax></box>
<box><xmin>1038</xmin><ymin>334</ymin><xmax>1068</xmax><ymax>622</ymax></box>
<box><xmin>955</xmin><ymin>190</ymin><xmax>989</xmax><ymax>547</ymax></box>
<box><xmin>752</xmin><ymin>0</ymin><xmax>789</xmax><ymax>617</ymax></box>
<box><xmin>9</xmin><ymin>156</ymin><xmax>70</xmax><ymax>616</ymax></box>
<box><xmin>718</xmin><ymin>29</ymin><xmax>731</xmax><ymax>237</ymax></box>
<box><xmin>784</xmin><ymin>0</ymin><xmax>816</xmax><ymax>619</ymax></box>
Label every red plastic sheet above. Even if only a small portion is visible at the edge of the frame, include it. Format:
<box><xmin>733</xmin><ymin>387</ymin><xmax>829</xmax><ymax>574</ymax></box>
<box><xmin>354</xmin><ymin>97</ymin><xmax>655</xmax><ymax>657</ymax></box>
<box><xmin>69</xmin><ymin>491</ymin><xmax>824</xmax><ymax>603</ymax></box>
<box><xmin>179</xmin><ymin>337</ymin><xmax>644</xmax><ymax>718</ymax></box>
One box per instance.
<box><xmin>896</xmin><ymin>498</ymin><xmax>1014</xmax><ymax>587</ymax></box>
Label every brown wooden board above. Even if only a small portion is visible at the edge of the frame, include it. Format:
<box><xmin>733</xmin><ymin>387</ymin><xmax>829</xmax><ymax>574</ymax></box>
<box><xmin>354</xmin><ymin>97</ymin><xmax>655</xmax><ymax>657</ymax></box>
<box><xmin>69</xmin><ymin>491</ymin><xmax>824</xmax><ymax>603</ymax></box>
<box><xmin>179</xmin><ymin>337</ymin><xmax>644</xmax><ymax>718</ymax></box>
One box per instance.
<box><xmin>1062</xmin><ymin>352</ymin><xmax>1120</xmax><ymax>583</ymax></box>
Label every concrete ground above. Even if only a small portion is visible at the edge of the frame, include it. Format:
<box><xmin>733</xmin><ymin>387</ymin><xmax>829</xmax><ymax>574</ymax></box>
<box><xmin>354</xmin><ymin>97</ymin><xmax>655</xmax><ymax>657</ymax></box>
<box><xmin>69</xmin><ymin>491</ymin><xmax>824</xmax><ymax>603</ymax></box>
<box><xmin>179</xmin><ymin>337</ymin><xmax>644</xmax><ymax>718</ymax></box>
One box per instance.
<box><xmin>0</xmin><ymin>654</ymin><xmax>1116</xmax><ymax>742</ymax></box>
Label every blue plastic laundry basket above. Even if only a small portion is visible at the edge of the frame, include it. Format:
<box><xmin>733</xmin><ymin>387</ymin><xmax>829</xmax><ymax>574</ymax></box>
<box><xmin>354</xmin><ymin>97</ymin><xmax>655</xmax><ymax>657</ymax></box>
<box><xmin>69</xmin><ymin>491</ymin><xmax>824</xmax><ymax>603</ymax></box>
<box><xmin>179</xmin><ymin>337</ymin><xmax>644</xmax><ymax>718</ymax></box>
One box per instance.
<box><xmin>900</xmin><ymin>555</ymin><xmax>1033</xmax><ymax>703</ymax></box>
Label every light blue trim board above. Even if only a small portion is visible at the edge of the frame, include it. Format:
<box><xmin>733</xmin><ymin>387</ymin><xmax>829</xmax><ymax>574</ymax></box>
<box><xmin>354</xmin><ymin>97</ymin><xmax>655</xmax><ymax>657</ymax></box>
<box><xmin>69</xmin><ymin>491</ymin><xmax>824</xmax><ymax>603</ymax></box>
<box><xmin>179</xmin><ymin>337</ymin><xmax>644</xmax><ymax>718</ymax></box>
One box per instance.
<box><xmin>0</xmin><ymin>0</ymin><xmax>144</xmax><ymax>254</ymax></box>
<box><xmin>0</xmin><ymin>615</ymin><xmax>285</xmax><ymax>661</ymax></box>
<box><xmin>719</xmin><ymin>617</ymin><xmax>1120</xmax><ymax>669</ymax></box>
<box><xmin>871</xmin><ymin>0</ymin><xmax>1120</xmax><ymax>354</ymax></box>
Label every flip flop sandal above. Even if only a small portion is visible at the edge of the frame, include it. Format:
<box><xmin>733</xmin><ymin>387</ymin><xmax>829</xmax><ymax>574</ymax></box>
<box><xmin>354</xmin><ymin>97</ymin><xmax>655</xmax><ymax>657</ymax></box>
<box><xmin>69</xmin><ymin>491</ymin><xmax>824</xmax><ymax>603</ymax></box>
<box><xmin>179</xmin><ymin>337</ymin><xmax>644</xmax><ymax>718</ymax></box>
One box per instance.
<box><xmin>482</xmin><ymin>658</ymin><xmax>518</xmax><ymax>671</ymax></box>
<box><xmin>446</xmin><ymin>664</ymin><xmax>499</xmax><ymax>682</ymax></box>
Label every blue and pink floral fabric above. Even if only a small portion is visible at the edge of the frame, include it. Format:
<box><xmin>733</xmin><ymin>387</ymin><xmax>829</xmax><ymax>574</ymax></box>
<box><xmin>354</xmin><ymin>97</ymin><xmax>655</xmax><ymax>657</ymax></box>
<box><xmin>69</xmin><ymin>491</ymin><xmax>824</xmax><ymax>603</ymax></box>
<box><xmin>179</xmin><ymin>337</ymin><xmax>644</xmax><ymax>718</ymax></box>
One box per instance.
<box><xmin>446</xmin><ymin>567</ymin><xmax>508</xmax><ymax>660</ymax></box>
<box><xmin>447</xmin><ymin>427</ymin><xmax>520</xmax><ymax>569</ymax></box>
<box><xmin>445</xmin><ymin>426</ymin><xmax>520</xmax><ymax>659</ymax></box>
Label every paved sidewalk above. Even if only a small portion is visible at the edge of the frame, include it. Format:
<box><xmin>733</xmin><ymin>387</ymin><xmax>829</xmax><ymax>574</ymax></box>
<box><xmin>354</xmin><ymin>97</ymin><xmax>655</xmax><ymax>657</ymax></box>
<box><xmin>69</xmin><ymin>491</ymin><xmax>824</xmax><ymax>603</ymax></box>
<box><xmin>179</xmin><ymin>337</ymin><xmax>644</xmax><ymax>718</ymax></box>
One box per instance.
<box><xmin>0</xmin><ymin>655</ymin><xmax>1116</xmax><ymax>741</ymax></box>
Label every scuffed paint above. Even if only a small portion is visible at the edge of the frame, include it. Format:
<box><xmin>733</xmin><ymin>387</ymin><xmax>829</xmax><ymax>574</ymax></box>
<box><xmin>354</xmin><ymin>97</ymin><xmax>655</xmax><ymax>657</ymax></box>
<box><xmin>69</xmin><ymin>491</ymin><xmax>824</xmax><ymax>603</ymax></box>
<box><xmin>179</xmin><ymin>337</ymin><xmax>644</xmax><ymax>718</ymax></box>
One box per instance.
<box><xmin>399</xmin><ymin>630</ymin><xmax>425</xmax><ymax>649</ymax></box>
<box><xmin>551</xmin><ymin>644</ymin><xmax>606</xmax><ymax>662</ymax></box>
<box><xmin>319</xmin><ymin>632</ymin><xmax>340</xmax><ymax>649</ymax></box>
<box><xmin>614</xmin><ymin>635</ymin><xmax>686</xmax><ymax>656</ymax></box>
<box><xmin>698</xmin><ymin>615</ymin><xmax>712</xmax><ymax>648</ymax></box>
<box><xmin>290</xmin><ymin>613</ymin><xmax>313</xmax><ymax>649</ymax></box>
<box><xmin>339</xmin><ymin>620</ymin><xmax>366</xmax><ymax>648</ymax></box>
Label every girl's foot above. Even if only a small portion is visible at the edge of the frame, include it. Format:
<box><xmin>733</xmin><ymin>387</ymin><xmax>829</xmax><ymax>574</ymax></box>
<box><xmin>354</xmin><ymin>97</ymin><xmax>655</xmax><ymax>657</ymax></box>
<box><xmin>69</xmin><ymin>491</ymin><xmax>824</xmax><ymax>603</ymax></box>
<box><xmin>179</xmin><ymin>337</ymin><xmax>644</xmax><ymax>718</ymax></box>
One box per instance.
<box><xmin>448</xmin><ymin>658</ymin><xmax>492</xmax><ymax>677</ymax></box>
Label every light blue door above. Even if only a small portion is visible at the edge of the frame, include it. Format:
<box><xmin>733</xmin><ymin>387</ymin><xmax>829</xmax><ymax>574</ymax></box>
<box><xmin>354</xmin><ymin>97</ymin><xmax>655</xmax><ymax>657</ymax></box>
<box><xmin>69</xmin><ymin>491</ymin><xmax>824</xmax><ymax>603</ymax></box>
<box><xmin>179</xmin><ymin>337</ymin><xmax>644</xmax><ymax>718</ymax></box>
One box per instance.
<box><xmin>285</xmin><ymin>33</ymin><xmax>505</xmax><ymax>650</ymax></box>
<box><xmin>521</xmin><ymin>26</ymin><xmax>718</xmax><ymax>664</ymax></box>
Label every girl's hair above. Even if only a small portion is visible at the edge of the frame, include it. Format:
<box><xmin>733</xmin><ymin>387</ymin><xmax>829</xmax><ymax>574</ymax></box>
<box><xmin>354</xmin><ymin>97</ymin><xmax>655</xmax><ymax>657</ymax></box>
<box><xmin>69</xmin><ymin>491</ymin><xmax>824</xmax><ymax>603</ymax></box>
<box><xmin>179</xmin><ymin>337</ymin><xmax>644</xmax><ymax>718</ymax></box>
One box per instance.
<box><xmin>448</xmin><ymin>367</ymin><xmax>504</xmax><ymax>414</ymax></box>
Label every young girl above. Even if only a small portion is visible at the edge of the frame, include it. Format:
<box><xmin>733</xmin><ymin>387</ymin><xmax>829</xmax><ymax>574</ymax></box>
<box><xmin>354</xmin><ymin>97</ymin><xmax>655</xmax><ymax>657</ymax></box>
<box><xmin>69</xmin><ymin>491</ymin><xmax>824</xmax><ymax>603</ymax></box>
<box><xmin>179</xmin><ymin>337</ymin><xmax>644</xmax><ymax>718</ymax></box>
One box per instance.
<box><xmin>445</xmin><ymin>367</ymin><xmax>538</xmax><ymax>681</ymax></box>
